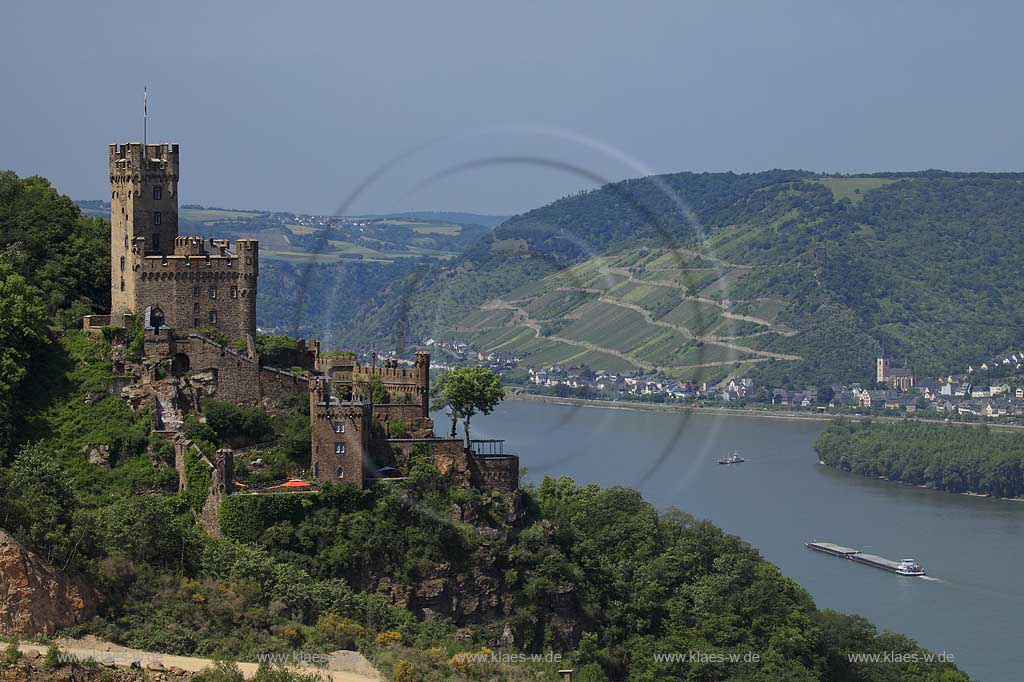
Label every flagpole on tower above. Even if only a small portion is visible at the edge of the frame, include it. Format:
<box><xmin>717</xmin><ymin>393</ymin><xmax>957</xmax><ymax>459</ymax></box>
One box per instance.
<box><xmin>143</xmin><ymin>87</ymin><xmax>148</xmax><ymax>155</ymax></box>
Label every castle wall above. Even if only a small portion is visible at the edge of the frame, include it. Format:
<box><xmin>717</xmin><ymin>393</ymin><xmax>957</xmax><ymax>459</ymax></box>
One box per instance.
<box><xmin>260</xmin><ymin>366</ymin><xmax>309</xmax><ymax>404</ymax></box>
<box><xmin>165</xmin><ymin>335</ymin><xmax>305</xmax><ymax>406</ymax></box>
<box><xmin>180</xmin><ymin>336</ymin><xmax>262</xmax><ymax>405</ymax></box>
<box><xmin>468</xmin><ymin>455</ymin><xmax>520</xmax><ymax>493</ymax></box>
<box><xmin>372</xmin><ymin>403</ymin><xmax>434</xmax><ymax>435</ymax></box>
<box><xmin>130</xmin><ymin>239</ymin><xmax>257</xmax><ymax>341</ymax></box>
<box><xmin>387</xmin><ymin>438</ymin><xmax>470</xmax><ymax>483</ymax></box>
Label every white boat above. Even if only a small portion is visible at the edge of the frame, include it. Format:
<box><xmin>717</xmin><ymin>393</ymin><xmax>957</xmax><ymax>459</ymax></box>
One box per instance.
<box><xmin>718</xmin><ymin>451</ymin><xmax>745</xmax><ymax>465</ymax></box>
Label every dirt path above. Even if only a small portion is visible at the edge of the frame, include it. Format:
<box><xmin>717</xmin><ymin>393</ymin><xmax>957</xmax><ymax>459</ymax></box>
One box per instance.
<box><xmin>17</xmin><ymin>639</ymin><xmax>381</xmax><ymax>681</ymax></box>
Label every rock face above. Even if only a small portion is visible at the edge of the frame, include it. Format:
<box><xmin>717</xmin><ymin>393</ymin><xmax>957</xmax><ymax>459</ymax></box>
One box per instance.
<box><xmin>0</xmin><ymin>530</ymin><xmax>99</xmax><ymax>637</ymax></box>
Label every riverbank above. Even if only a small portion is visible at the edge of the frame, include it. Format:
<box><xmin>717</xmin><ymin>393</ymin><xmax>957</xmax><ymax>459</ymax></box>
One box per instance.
<box><xmin>505</xmin><ymin>391</ymin><xmax>1024</xmax><ymax>430</ymax></box>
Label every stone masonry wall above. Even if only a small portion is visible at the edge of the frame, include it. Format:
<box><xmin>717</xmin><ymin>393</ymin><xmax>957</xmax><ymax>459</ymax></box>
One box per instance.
<box><xmin>131</xmin><ymin>239</ymin><xmax>257</xmax><ymax>341</ymax></box>
<box><xmin>468</xmin><ymin>455</ymin><xmax>520</xmax><ymax>493</ymax></box>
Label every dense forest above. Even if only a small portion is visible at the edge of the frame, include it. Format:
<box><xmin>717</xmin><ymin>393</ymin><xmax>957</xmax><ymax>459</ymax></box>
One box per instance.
<box><xmin>0</xmin><ymin>171</ymin><xmax>970</xmax><ymax>681</ymax></box>
<box><xmin>816</xmin><ymin>419</ymin><xmax>1024</xmax><ymax>498</ymax></box>
<box><xmin>346</xmin><ymin>170</ymin><xmax>1024</xmax><ymax>387</ymax></box>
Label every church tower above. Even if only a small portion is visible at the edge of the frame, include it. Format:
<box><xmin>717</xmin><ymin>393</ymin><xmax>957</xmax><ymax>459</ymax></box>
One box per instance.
<box><xmin>876</xmin><ymin>355</ymin><xmax>889</xmax><ymax>384</ymax></box>
<box><xmin>109</xmin><ymin>142</ymin><xmax>180</xmax><ymax>320</ymax></box>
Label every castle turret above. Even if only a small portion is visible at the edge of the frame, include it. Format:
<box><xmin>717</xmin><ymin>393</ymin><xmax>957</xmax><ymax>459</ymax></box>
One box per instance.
<box><xmin>415</xmin><ymin>351</ymin><xmax>431</xmax><ymax>415</ymax></box>
<box><xmin>236</xmin><ymin>239</ymin><xmax>259</xmax><ymax>339</ymax></box>
<box><xmin>110</xmin><ymin>142</ymin><xmax>179</xmax><ymax>320</ymax></box>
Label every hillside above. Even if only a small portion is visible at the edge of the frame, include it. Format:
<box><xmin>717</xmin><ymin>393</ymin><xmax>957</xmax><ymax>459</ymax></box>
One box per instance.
<box><xmin>4</xmin><ymin>172</ymin><xmax>971</xmax><ymax>682</ymax></box>
<box><xmin>348</xmin><ymin>171</ymin><xmax>1024</xmax><ymax>386</ymax></box>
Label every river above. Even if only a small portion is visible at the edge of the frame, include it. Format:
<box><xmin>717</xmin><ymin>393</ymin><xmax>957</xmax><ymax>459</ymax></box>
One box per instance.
<box><xmin>460</xmin><ymin>400</ymin><xmax>1024</xmax><ymax>681</ymax></box>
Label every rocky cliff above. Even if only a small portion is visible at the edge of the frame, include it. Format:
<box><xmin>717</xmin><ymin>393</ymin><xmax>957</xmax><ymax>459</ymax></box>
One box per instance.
<box><xmin>0</xmin><ymin>530</ymin><xmax>99</xmax><ymax>637</ymax></box>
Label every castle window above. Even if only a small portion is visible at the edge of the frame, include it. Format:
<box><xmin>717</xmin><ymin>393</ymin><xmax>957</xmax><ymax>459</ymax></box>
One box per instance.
<box><xmin>151</xmin><ymin>234</ymin><xmax>160</xmax><ymax>252</ymax></box>
<box><xmin>153</xmin><ymin>211</ymin><xmax>161</xmax><ymax>225</ymax></box>
<box><xmin>193</xmin><ymin>286</ymin><xmax>200</xmax><ymax>297</ymax></box>
<box><xmin>209</xmin><ymin>287</ymin><xmax>217</xmax><ymax>299</ymax></box>
<box><xmin>333</xmin><ymin>422</ymin><xmax>345</xmax><ymax>433</ymax></box>
<box><xmin>194</xmin><ymin>302</ymin><xmax>200</xmax><ymax>313</ymax></box>
<box><xmin>193</xmin><ymin>318</ymin><xmax>200</xmax><ymax>328</ymax></box>
<box><xmin>336</xmin><ymin>466</ymin><xmax>345</xmax><ymax>479</ymax></box>
<box><xmin>208</xmin><ymin>310</ymin><xmax>218</xmax><ymax>324</ymax></box>
<box><xmin>153</xmin><ymin>186</ymin><xmax>161</xmax><ymax>200</ymax></box>
<box><xmin>334</xmin><ymin>443</ymin><xmax>345</xmax><ymax>455</ymax></box>
<box><xmin>120</xmin><ymin>256</ymin><xmax>125</xmax><ymax>271</ymax></box>
<box><xmin>230</xmin><ymin>286</ymin><xmax>238</xmax><ymax>299</ymax></box>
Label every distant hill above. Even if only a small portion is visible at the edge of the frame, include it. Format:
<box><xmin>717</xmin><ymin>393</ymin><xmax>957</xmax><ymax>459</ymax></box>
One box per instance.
<box><xmin>342</xmin><ymin>170</ymin><xmax>1024</xmax><ymax>386</ymax></box>
<box><xmin>371</xmin><ymin>210</ymin><xmax>509</xmax><ymax>229</ymax></box>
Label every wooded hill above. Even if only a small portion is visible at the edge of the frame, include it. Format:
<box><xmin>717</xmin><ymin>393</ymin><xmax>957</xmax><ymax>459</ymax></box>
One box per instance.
<box><xmin>348</xmin><ymin>171</ymin><xmax>1024</xmax><ymax>386</ymax></box>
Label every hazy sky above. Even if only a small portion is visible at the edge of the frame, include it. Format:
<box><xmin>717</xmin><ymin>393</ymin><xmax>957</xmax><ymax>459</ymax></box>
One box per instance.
<box><xmin>3</xmin><ymin>1</ymin><xmax>1023</xmax><ymax>215</ymax></box>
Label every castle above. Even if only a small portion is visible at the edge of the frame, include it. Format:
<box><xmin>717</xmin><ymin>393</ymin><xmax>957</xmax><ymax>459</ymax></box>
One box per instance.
<box><xmin>89</xmin><ymin>140</ymin><xmax>518</xmax><ymax>496</ymax></box>
<box><xmin>108</xmin><ymin>143</ymin><xmax>257</xmax><ymax>340</ymax></box>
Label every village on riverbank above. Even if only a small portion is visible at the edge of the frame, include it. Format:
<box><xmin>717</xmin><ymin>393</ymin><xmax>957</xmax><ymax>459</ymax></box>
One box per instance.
<box><xmin>424</xmin><ymin>337</ymin><xmax>1024</xmax><ymax>424</ymax></box>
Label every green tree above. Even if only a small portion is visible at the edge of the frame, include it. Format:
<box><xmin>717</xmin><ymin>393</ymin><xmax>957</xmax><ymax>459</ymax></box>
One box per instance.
<box><xmin>0</xmin><ymin>258</ymin><xmax>47</xmax><ymax>450</ymax></box>
<box><xmin>436</xmin><ymin>367</ymin><xmax>504</xmax><ymax>444</ymax></box>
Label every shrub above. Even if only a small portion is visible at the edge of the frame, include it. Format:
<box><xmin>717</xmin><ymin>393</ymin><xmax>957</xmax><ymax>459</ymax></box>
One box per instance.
<box><xmin>256</xmin><ymin>334</ymin><xmax>300</xmax><ymax>369</ymax></box>
<box><xmin>314</xmin><ymin>613</ymin><xmax>365</xmax><ymax>649</ymax></box>
<box><xmin>388</xmin><ymin>419</ymin><xmax>410</xmax><ymax>438</ymax></box>
<box><xmin>393</xmin><ymin>659</ymin><xmax>416</xmax><ymax>682</ymax></box>
<box><xmin>203</xmin><ymin>400</ymin><xmax>274</xmax><ymax>444</ymax></box>
<box><xmin>2</xmin><ymin>639</ymin><xmax>20</xmax><ymax>669</ymax></box>
<box><xmin>376</xmin><ymin>630</ymin><xmax>402</xmax><ymax>647</ymax></box>
<box><xmin>193</xmin><ymin>660</ymin><xmax>244</xmax><ymax>682</ymax></box>
<box><xmin>44</xmin><ymin>644</ymin><xmax>61</xmax><ymax>670</ymax></box>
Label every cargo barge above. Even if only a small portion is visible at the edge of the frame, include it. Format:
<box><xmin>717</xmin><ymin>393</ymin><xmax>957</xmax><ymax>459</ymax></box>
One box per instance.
<box><xmin>805</xmin><ymin>541</ymin><xmax>925</xmax><ymax>576</ymax></box>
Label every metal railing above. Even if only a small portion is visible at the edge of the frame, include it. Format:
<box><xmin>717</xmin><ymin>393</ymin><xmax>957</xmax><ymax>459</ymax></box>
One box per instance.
<box><xmin>469</xmin><ymin>439</ymin><xmax>506</xmax><ymax>455</ymax></box>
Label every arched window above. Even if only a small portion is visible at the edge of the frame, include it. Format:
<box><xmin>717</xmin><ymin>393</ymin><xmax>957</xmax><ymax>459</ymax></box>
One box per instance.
<box><xmin>336</xmin><ymin>466</ymin><xmax>344</xmax><ymax>479</ymax></box>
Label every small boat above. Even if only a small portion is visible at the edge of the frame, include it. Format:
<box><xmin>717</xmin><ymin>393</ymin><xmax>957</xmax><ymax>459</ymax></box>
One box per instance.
<box><xmin>718</xmin><ymin>451</ymin><xmax>745</xmax><ymax>465</ymax></box>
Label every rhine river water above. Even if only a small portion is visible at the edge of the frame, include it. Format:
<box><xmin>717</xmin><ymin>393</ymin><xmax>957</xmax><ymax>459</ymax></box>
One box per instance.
<box><xmin>461</xmin><ymin>400</ymin><xmax>1024</xmax><ymax>681</ymax></box>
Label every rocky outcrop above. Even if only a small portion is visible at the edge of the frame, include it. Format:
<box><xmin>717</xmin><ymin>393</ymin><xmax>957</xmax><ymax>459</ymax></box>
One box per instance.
<box><xmin>0</xmin><ymin>530</ymin><xmax>99</xmax><ymax>637</ymax></box>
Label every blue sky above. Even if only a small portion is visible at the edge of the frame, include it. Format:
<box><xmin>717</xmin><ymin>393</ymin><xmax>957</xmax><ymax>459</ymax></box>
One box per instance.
<box><xmin>2</xmin><ymin>1</ymin><xmax>1022</xmax><ymax>215</ymax></box>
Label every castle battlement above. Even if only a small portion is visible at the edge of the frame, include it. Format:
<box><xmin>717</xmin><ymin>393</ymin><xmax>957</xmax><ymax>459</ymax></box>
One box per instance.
<box><xmin>135</xmin><ymin>239</ymin><xmax>258</xmax><ymax>272</ymax></box>
<box><xmin>174</xmin><ymin>236</ymin><xmax>207</xmax><ymax>256</ymax></box>
<box><xmin>109</xmin><ymin>143</ymin><xmax>180</xmax><ymax>176</ymax></box>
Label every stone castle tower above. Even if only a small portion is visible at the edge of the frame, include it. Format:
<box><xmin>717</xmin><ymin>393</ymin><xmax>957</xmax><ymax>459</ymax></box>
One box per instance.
<box><xmin>110</xmin><ymin>143</ymin><xmax>180</xmax><ymax>316</ymax></box>
<box><xmin>108</xmin><ymin>142</ymin><xmax>258</xmax><ymax>341</ymax></box>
